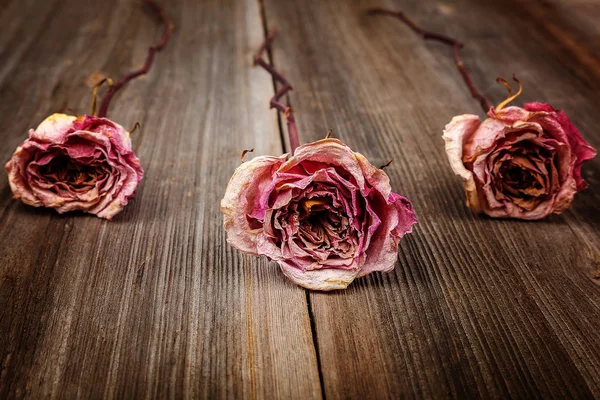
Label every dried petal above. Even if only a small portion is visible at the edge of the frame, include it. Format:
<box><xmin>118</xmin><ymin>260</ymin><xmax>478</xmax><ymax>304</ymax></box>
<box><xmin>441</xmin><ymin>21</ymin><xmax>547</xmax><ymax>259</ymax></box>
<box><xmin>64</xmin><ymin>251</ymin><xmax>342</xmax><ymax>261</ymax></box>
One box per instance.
<box><xmin>221</xmin><ymin>154</ymin><xmax>287</xmax><ymax>254</ymax></box>
<box><xmin>443</xmin><ymin>114</ymin><xmax>482</xmax><ymax>212</ymax></box>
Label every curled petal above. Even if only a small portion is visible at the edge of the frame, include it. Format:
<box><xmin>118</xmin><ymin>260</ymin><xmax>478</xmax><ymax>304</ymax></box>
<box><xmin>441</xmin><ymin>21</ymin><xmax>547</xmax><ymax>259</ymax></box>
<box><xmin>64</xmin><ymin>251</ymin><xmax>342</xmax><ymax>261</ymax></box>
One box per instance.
<box><xmin>281</xmin><ymin>139</ymin><xmax>369</xmax><ymax>193</ymax></box>
<box><xmin>278</xmin><ymin>259</ymin><xmax>360</xmax><ymax>291</ymax></box>
<box><xmin>95</xmin><ymin>158</ymin><xmax>143</xmax><ymax>219</ymax></box>
<box><xmin>73</xmin><ymin>115</ymin><xmax>133</xmax><ymax>152</ymax></box>
<box><xmin>358</xmin><ymin>193</ymin><xmax>417</xmax><ymax>276</ymax></box>
<box><xmin>354</xmin><ymin>151</ymin><xmax>393</xmax><ymax>200</ymax></box>
<box><xmin>5</xmin><ymin>142</ymin><xmax>45</xmax><ymax>207</ymax></box>
<box><xmin>442</xmin><ymin>114</ymin><xmax>482</xmax><ymax>212</ymax></box>
<box><xmin>487</xmin><ymin>106</ymin><xmax>530</xmax><ymax>124</ymax></box>
<box><xmin>221</xmin><ymin>154</ymin><xmax>287</xmax><ymax>254</ymax></box>
<box><xmin>29</xmin><ymin>113</ymin><xmax>76</xmax><ymax>142</ymax></box>
<box><xmin>462</xmin><ymin>117</ymin><xmax>510</xmax><ymax>161</ymax></box>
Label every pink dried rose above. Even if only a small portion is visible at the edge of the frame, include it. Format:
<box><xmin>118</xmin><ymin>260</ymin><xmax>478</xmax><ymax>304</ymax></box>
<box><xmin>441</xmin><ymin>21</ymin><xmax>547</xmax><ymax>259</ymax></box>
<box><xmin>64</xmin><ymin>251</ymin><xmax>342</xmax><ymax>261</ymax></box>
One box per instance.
<box><xmin>4</xmin><ymin>1</ymin><xmax>172</xmax><ymax>220</ymax></box>
<box><xmin>221</xmin><ymin>138</ymin><xmax>417</xmax><ymax>291</ymax></box>
<box><xmin>369</xmin><ymin>9</ymin><xmax>597</xmax><ymax>220</ymax></box>
<box><xmin>5</xmin><ymin>113</ymin><xmax>143</xmax><ymax>219</ymax></box>
<box><xmin>443</xmin><ymin>103</ymin><xmax>596</xmax><ymax>219</ymax></box>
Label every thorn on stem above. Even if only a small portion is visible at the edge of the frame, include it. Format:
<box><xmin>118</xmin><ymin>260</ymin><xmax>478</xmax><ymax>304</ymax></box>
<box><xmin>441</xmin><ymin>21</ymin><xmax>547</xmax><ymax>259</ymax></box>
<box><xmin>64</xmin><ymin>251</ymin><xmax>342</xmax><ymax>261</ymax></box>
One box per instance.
<box><xmin>379</xmin><ymin>158</ymin><xmax>394</xmax><ymax>170</ymax></box>
<box><xmin>129</xmin><ymin>122</ymin><xmax>141</xmax><ymax>134</ymax></box>
<box><xmin>241</xmin><ymin>148</ymin><xmax>254</xmax><ymax>163</ymax></box>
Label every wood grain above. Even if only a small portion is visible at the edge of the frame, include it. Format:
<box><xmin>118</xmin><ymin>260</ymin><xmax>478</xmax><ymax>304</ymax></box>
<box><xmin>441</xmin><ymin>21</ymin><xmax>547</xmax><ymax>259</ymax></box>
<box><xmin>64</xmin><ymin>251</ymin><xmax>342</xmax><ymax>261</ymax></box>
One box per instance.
<box><xmin>261</xmin><ymin>0</ymin><xmax>600</xmax><ymax>398</ymax></box>
<box><xmin>0</xmin><ymin>0</ymin><xmax>320</xmax><ymax>398</ymax></box>
<box><xmin>1</xmin><ymin>0</ymin><xmax>600</xmax><ymax>398</ymax></box>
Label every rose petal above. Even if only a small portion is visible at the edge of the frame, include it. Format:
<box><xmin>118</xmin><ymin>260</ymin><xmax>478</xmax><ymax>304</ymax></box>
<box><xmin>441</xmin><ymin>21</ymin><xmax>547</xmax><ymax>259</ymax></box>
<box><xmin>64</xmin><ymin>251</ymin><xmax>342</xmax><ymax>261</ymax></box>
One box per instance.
<box><xmin>221</xmin><ymin>154</ymin><xmax>287</xmax><ymax>254</ymax></box>
<box><xmin>358</xmin><ymin>192</ymin><xmax>416</xmax><ymax>276</ymax></box>
<box><xmin>442</xmin><ymin>114</ymin><xmax>482</xmax><ymax>213</ymax></box>
<box><xmin>278</xmin><ymin>259</ymin><xmax>360</xmax><ymax>291</ymax></box>
<box><xmin>281</xmin><ymin>139</ymin><xmax>368</xmax><ymax>194</ymax></box>
<box><xmin>28</xmin><ymin>113</ymin><xmax>76</xmax><ymax>142</ymax></box>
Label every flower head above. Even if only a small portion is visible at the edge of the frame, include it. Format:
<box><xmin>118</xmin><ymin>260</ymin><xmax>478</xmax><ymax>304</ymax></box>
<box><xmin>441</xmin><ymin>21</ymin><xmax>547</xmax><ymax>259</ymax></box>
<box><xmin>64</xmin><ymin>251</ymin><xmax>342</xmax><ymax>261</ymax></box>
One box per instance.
<box><xmin>6</xmin><ymin>113</ymin><xmax>144</xmax><ymax>219</ymax></box>
<box><xmin>222</xmin><ymin>138</ymin><xmax>417</xmax><ymax>290</ymax></box>
<box><xmin>443</xmin><ymin>103</ymin><xmax>596</xmax><ymax>219</ymax></box>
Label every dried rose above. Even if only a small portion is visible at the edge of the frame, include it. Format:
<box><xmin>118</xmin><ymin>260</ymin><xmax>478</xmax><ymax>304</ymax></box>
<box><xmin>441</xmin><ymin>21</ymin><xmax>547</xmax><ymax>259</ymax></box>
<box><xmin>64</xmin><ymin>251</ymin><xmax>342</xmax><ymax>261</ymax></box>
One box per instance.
<box><xmin>368</xmin><ymin>9</ymin><xmax>597</xmax><ymax>220</ymax></box>
<box><xmin>221</xmin><ymin>138</ymin><xmax>417</xmax><ymax>291</ymax></box>
<box><xmin>5</xmin><ymin>113</ymin><xmax>143</xmax><ymax>220</ymax></box>
<box><xmin>443</xmin><ymin>103</ymin><xmax>596</xmax><ymax>219</ymax></box>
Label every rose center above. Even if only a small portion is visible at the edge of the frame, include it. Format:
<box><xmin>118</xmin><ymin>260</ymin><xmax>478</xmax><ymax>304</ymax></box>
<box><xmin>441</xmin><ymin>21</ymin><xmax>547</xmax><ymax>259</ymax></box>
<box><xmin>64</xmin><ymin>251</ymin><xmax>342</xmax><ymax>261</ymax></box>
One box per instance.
<box><xmin>296</xmin><ymin>197</ymin><xmax>352</xmax><ymax>253</ymax></box>
<box><xmin>488</xmin><ymin>141</ymin><xmax>561</xmax><ymax>211</ymax></box>
<box><xmin>40</xmin><ymin>155</ymin><xmax>98</xmax><ymax>188</ymax></box>
<box><xmin>502</xmin><ymin>165</ymin><xmax>537</xmax><ymax>188</ymax></box>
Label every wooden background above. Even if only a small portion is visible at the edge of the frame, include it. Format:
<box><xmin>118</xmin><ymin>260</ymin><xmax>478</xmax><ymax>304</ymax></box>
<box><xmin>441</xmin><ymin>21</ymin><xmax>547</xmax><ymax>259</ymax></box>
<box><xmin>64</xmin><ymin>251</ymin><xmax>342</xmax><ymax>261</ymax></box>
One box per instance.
<box><xmin>1</xmin><ymin>0</ymin><xmax>599</xmax><ymax>398</ymax></box>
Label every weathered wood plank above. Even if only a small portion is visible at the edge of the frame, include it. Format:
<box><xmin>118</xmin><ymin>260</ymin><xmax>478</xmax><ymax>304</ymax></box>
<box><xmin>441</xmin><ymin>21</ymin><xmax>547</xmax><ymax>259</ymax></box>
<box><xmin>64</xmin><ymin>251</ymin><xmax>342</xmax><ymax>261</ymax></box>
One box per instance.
<box><xmin>513</xmin><ymin>0</ymin><xmax>600</xmax><ymax>64</ymax></box>
<box><xmin>0</xmin><ymin>0</ymin><xmax>321</xmax><ymax>398</ymax></box>
<box><xmin>2</xmin><ymin>0</ymin><xmax>600</xmax><ymax>398</ymax></box>
<box><xmin>262</xmin><ymin>0</ymin><xmax>600</xmax><ymax>398</ymax></box>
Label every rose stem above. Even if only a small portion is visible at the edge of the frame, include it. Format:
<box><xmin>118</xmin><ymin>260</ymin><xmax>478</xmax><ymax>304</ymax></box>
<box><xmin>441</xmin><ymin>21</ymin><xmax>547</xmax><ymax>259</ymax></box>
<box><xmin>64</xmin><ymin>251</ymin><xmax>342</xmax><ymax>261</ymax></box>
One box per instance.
<box><xmin>368</xmin><ymin>7</ymin><xmax>491</xmax><ymax>113</ymax></box>
<box><xmin>253</xmin><ymin>30</ymin><xmax>300</xmax><ymax>154</ymax></box>
<box><xmin>97</xmin><ymin>0</ymin><xmax>174</xmax><ymax>118</ymax></box>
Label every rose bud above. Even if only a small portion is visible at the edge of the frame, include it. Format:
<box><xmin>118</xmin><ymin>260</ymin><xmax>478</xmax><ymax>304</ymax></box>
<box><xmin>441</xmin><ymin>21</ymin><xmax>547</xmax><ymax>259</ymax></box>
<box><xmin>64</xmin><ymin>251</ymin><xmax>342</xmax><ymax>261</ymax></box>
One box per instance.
<box><xmin>5</xmin><ymin>113</ymin><xmax>144</xmax><ymax>220</ymax></box>
<box><xmin>221</xmin><ymin>138</ymin><xmax>417</xmax><ymax>291</ymax></box>
<box><xmin>444</xmin><ymin>98</ymin><xmax>596</xmax><ymax>219</ymax></box>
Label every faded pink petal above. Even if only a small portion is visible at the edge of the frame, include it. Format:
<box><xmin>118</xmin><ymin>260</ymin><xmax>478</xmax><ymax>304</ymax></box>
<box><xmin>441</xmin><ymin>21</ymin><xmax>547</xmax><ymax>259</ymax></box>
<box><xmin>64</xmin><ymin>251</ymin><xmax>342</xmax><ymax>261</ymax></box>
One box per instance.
<box><xmin>221</xmin><ymin>138</ymin><xmax>417</xmax><ymax>291</ymax></box>
<box><xmin>280</xmin><ymin>139</ymin><xmax>369</xmax><ymax>191</ymax></box>
<box><xmin>221</xmin><ymin>154</ymin><xmax>287</xmax><ymax>254</ymax></box>
<box><xmin>278</xmin><ymin>259</ymin><xmax>360</xmax><ymax>291</ymax></box>
<box><xmin>28</xmin><ymin>113</ymin><xmax>77</xmax><ymax>142</ymax></box>
<box><xmin>5</xmin><ymin>113</ymin><xmax>144</xmax><ymax>219</ymax></box>
<box><xmin>358</xmin><ymin>192</ymin><xmax>416</xmax><ymax>277</ymax></box>
<box><xmin>442</xmin><ymin>114</ymin><xmax>482</xmax><ymax>212</ymax></box>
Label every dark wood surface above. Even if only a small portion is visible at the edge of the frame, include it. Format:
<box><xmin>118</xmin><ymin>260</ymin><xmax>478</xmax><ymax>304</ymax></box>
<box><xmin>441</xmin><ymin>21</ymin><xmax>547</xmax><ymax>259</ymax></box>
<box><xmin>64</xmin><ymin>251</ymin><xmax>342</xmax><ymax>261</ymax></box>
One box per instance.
<box><xmin>1</xmin><ymin>0</ymin><xmax>599</xmax><ymax>398</ymax></box>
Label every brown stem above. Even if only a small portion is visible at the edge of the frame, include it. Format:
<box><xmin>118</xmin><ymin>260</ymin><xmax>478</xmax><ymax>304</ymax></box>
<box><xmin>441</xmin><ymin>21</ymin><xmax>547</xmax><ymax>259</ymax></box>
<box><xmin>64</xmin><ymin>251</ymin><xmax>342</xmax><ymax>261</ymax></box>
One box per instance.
<box><xmin>368</xmin><ymin>7</ymin><xmax>491</xmax><ymax>113</ymax></box>
<box><xmin>254</xmin><ymin>30</ymin><xmax>300</xmax><ymax>154</ymax></box>
<box><xmin>97</xmin><ymin>0</ymin><xmax>173</xmax><ymax>118</ymax></box>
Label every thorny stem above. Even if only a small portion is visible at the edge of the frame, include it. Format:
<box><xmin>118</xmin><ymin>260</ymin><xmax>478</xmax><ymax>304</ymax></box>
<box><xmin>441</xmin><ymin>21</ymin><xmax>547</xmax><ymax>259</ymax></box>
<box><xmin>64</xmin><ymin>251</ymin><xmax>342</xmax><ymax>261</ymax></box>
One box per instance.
<box><xmin>368</xmin><ymin>7</ymin><xmax>492</xmax><ymax>114</ymax></box>
<box><xmin>97</xmin><ymin>0</ymin><xmax>174</xmax><ymax>118</ymax></box>
<box><xmin>253</xmin><ymin>30</ymin><xmax>300</xmax><ymax>154</ymax></box>
<box><xmin>379</xmin><ymin>158</ymin><xmax>394</xmax><ymax>169</ymax></box>
<box><xmin>241</xmin><ymin>148</ymin><xmax>254</xmax><ymax>163</ymax></box>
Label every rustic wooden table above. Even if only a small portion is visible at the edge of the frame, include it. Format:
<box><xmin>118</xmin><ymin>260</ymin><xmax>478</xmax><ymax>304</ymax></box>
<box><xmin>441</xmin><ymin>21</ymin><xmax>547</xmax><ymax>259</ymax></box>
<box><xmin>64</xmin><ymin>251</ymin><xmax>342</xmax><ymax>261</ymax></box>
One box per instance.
<box><xmin>1</xmin><ymin>0</ymin><xmax>599</xmax><ymax>398</ymax></box>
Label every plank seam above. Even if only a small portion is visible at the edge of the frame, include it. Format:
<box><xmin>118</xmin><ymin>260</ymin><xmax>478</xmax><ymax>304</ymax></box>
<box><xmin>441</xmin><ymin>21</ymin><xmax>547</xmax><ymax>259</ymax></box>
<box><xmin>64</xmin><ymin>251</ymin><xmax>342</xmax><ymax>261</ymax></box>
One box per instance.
<box><xmin>306</xmin><ymin>291</ymin><xmax>327</xmax><ymax>400</ymax></box>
